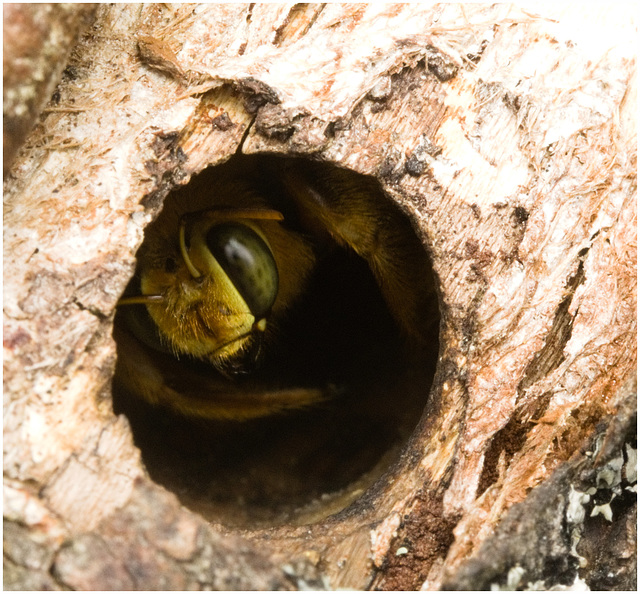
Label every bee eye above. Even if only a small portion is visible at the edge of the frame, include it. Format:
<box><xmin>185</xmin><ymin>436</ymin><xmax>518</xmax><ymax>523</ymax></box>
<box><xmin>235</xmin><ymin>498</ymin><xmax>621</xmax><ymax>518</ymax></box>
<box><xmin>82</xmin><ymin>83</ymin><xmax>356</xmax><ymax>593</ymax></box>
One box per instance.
<box><xmin>206</xmin><ymin>223</ymin><xmax>278</xmax><ymax>318</ymax></box>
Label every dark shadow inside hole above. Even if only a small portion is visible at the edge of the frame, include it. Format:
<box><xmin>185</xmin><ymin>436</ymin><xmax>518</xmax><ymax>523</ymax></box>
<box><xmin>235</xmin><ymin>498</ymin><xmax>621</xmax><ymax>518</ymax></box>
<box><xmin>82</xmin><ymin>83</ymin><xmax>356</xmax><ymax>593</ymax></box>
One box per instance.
<box><xmin>112</xmin><ymin>155</ymin><xmax>439</xmax><ymax>527</ymax></box>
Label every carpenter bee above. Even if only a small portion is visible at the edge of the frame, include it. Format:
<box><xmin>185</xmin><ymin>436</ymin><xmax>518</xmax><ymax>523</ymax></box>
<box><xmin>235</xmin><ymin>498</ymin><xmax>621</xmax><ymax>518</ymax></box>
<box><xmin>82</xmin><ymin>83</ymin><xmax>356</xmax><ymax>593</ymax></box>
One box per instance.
<box><xmin>114</xmin><ymin>155</ymin><xmax>435</xmax><ymax>420</ymax></box>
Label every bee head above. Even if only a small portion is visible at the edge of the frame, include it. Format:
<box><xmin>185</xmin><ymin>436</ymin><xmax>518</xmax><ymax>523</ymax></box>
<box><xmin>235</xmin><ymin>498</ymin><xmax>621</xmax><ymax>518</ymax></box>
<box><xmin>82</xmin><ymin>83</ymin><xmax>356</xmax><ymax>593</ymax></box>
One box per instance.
<box><xmin>138</xmin><ymin>217</ymin><xmax>279</xmax><ymax>369</ymax></box>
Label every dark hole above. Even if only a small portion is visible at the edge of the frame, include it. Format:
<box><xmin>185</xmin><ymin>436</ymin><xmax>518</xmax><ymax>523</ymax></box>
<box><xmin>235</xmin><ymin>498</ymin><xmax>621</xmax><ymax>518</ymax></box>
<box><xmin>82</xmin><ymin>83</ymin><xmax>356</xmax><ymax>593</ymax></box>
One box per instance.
<box><xmin>112</xmin><ymin>154</ymin><xmax>439</xmax><ymax>527</ymax></box>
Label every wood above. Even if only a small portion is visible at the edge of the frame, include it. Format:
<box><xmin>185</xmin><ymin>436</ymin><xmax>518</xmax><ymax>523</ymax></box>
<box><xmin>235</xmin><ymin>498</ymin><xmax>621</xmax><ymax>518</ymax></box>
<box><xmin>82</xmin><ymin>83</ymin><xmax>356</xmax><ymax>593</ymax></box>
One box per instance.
<box><xmin>3</xmin><ymin>3</ymin><xmax>636</xmax><ymax>590</ymax></box>
<box><xmin>3</xmin><ymin>3</ymin><xmax>97</xmax><ymax>175</ymax></box>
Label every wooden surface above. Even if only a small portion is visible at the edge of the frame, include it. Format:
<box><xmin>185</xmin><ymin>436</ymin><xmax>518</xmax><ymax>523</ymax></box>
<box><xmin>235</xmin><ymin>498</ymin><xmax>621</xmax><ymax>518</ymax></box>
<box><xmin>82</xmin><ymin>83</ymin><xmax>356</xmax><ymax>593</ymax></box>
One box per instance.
<box><xmin>3</xmin><ymin>3</ymin><xmax>97</xmax><ymax>175</ymax></box>
<box><xmin>3</xmin><ymin>4</ymin><xmax>636</xmax><ymax>590</ymax></box>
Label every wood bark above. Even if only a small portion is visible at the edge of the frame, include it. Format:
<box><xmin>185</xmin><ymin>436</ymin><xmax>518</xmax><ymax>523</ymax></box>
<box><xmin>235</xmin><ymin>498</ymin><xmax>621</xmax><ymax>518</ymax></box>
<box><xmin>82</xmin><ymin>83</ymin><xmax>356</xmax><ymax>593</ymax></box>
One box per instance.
<box><xmin>3</xmin><ymin>3</ymin><xmax>636</xmax><ymax>590</ymax></box>
<box><xmin>3</xmin><ymin>3</ymin><xmax>97</xmax><ymax>175</ymax></box>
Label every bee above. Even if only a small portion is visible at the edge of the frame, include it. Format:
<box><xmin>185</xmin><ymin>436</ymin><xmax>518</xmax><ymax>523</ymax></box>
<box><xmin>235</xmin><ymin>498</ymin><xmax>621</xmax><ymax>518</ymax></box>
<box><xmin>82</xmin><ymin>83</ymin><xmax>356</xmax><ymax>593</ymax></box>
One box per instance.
<box><xmin>113</xmin><ymin>155</ymin><xmax>435</xmax><ymax>420</ymax></box>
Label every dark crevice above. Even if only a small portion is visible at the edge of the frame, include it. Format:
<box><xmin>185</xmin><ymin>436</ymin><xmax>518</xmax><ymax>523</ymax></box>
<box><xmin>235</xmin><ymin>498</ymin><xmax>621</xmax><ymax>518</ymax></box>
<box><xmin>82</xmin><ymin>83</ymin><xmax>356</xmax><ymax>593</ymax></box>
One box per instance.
<box><xmin>478</xmin><ymin>250</ymin><xmax>589</xmax><ymax>497</ymax></box>
<box><xmin>519</xmin><ymin>256</ymin><xmax>587</xmax><ymax>394</ymax></box>
<box><xmin>246</xmin><ymin>3</ymin><xmax>255</xmax><ymax>24</ymax></box>
<box><xmin>273</xmin><ymin>4</ymin><xmax>324</xmax><ymax>47</ymax></box>
<box><xmin>72</xmin><ymin>297</ymin><xmax>107</xmax><ymax>320</ymax></box>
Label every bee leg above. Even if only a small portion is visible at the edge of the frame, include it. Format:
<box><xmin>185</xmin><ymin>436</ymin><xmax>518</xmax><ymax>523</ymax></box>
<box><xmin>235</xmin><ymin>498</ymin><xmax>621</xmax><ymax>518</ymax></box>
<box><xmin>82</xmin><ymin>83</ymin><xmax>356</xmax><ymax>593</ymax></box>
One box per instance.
<box><xmin>114</xmin><ymin>326</ymin><xmax>331</xmax><ymax>421</ymax></box>
<box><xmin>279</xmin><ymin>162</ymin><xmax>438</xmax><ymax>343</ymax></box>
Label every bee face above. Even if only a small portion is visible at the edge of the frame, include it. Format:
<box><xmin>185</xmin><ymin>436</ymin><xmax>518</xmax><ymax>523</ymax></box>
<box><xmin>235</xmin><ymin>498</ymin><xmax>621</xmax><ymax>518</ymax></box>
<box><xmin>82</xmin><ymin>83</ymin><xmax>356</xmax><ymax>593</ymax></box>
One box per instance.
<box><xmin>140</xmin><ymin>216</ymin><xmax>280</xmax><ymax>372</ymax></box>
<box><xmin>115</xmin><ymin>155</ymin><xmax>436</xmax><ymax>420</ymax></box>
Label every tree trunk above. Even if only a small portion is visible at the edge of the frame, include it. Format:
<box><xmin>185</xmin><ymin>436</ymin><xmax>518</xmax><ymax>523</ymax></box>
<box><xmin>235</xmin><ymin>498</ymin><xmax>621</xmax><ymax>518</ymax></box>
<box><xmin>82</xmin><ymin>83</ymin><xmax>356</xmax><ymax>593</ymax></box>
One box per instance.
<box><xmin>2</xmin><ymin>3</ymin><xmax>97</xmax><ymax>176</ymax></box>
<box><xmin>3</xmin><ymin>3</ymin><xmax>636</xmax><ymax>590</ymax></box>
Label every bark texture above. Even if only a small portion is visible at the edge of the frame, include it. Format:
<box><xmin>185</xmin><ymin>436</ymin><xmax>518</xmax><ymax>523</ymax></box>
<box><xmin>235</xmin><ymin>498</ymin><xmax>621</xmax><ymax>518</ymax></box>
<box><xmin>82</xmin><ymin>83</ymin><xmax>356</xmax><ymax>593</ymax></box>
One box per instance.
<box><xmin>2</xmin><ymin>3</ymin><xmax>97</xmax><ymax>175</ymax></box>
<box><xmin>3</xmin><ymin>3</ymin><xmax>636</xmax><ymax>590</ymax></box>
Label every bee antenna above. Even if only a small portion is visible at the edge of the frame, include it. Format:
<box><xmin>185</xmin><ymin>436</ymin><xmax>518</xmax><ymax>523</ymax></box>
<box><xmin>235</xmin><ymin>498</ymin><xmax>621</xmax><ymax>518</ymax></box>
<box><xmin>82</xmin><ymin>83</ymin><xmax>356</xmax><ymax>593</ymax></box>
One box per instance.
<box><xmin>117</xmin><ymin>295</ymin><xmax>164</xmax><ymax>306</ymax></box>
<box><xmin>179</xmin><ymin>219</ymin><xmax>203</xmax><ymax>279</ymax></box>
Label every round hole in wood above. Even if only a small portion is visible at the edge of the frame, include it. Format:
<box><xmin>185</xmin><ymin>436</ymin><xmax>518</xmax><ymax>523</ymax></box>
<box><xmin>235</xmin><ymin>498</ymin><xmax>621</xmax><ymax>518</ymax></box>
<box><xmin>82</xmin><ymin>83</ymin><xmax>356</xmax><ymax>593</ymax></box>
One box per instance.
<box><xmin>112</xmin><ymin>154</ymin><xmax>439</xmax><ymax>528</ymax></box>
